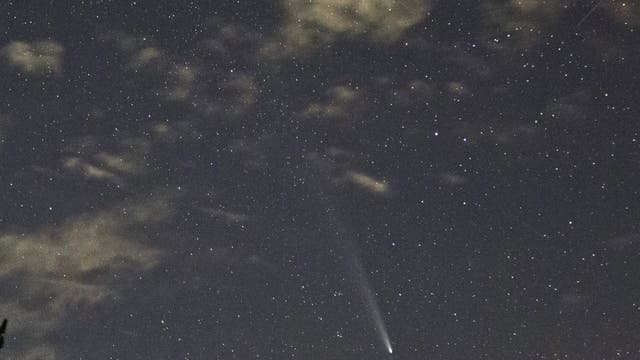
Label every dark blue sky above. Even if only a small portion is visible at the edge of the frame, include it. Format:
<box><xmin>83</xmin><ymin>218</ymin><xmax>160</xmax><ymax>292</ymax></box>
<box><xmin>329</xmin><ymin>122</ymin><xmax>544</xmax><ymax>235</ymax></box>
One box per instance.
<box><xmin>1</xmin><ymin>1</ymin><xmax>639</xmax><ymax>359</ymax></box>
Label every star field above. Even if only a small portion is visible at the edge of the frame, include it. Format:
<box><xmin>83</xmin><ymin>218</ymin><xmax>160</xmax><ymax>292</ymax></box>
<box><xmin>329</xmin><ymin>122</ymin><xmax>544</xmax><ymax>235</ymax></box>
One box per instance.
<box><xmin>1</xmin><ymin>1</ymin><xmax>639</xmax><ymax>359</ymax></box>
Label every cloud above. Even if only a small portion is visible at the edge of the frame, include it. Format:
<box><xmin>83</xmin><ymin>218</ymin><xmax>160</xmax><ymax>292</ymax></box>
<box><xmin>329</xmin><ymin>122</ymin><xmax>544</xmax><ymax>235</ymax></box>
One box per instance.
<box><xmin>439</xmin><ymin>173</ymin><xmax>468</xmax><ymax>185</ymax></box>
<box><xmin>263</xmin><ymin>0</ymin><xmax>431</xmax><ymax>56</ymax></box>
<box><xmin>543</xmin><ymin>91</ymin><xmax>590</xmax><ymax>125</ymax></box>
<box><xmin>167</xmin><ymin>65</ymin><xmax>196</xmax><ymax>100</ymax></box>
<box><xmin>446</xmin><ymin>81</ymin><xmax>468</xmax><ymax>96</ymax></box>
<box><xmin>480</xmin><ymin>0</ymin><xmax>564</xmax><ymax>49</ymax></box>
<box><xmin>227</xmin><ymin>136</ymin><xmax>274</xmax><ymax>169</ymax></box>
<box><xmin>303</xmin><ymin>85</ymin><xmax>360</xmax><ymax>118</ymax></box>
<box><xmin>62</xmin><ymin>157</ymin><xmax>124</xmax><ymax>185</ymax></box>
<box><xmin>0</xmin><ymin>202</ymin><xmax>166</xmax><ymax>278</ymax></box>
<box><xmin>346</xmin><ymin>171</ymin><xmax>390</xmax><ymax>196</ymax></box>
<box><xmin>326</xmin><ymin>147</ymin><xmax>355</xmax><ymax>163</ymax></box>
<box><xmin>93</xmin><ymin>150</ymin><xmax>145</xmax><ymax>175</ymax></box>
<box><xmin>2</xmin><ymin>41</ymin><xmax>63</xmax><ymax>75</ymax></box>
<box><xmin>61</xmin><ymin>137</ymin><xmax>150</xmax><ymax>185</ymax></box>
<box><xmin>306</xmin><ymin>149</ymin><xmax>391</xmax><ymax>197</ymax></box>
<box><xmin>228</xmin><ymin>74</ymin><xmax>257</xmax><ymax>106</ymax></box>
<box><xmin>101</xmin><ymin>31</ymin><xmax>201</xmax><ymax>103</ymax></box>
<box><xmin>210</xmin><ymin>73</ymin><xmax>257</xmax><ymax>116</ymax></box>
<box><xmin>0</xmin><ymin>197</ymin><xmax>171</xmax><ymax>357</ymax></box>
<box><xmin>129</xmin><ymin>47</ymin><xmax>165</xmax><ymax>69</ymax></box>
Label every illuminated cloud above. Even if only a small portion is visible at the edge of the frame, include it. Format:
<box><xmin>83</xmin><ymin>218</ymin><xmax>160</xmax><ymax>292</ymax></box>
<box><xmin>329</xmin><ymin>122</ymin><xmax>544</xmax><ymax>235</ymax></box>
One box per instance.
<box><xmin>306</xmin><ymin>149</ymin><xmax>390</xmax><ymax>197</ymax></box>
<box><xmin>446</xmin><ymin>81</ymin><xmax>468</xmax><ymax>96</ymax></box>
<box><xmin>104</xmin><ymin>32</ymin><xmax>168</xmax><ymax>73</ymax></box>
<box><xmin>347</xmin><ymin>171</ymin><xmax>390</xmax><ymax>196</ymax></box>
<box><xmin>61</xmin><ymin>137</ymin><xmax>149</xmax><ymax>184</ymax></box>
<box><xmin>304</xmin><ymin>85</ymin><xmax>360</xmax><ymax>118</ymax></box>
<box><xmin>388</xmin><ymin>80</ymin><xmax>436</xmax><ymax>109</ymax></box>
<box><xmin>544</xmin><ymin>91</ymin><xmax>589</xmax><ymax>124</ymax></box>
<box><xmin>447</xmin><ymin>50</ymin><xmax>492</xmax><ymax>79</ymax></box>
<box><xmin>408</xmin><ymin>80</ymin><xmax>435</xmax><ymax>95</ymax></box>
<box><xmin>151</xmin><ymin>122</ymin><xmax>176</xmax><ymax>141</ymax></box>
<box><xmin>480</xmin><ymin>0</ymin><xmax>564</xmax><ymax>49</ymax></box>
<box><xmin>263</xmin><ymin>0</ymin><xmax>431</xmax><ymax>56</ymax></box>
<box><xmin>63</xmin><ymin>156</ymin><xmax>124</xmax><ymax>185</ymax></box>
<box><xmin>167</xmin><ymin>64</ymin><xmax>196</xmax><ymax>101</ymax></box>
<box><xmin>210</xmin><ymin>73</ymin><xmax>257</xmax><ymax>116</ymax></box>
<box><xmin>101</xmin><ymin>32</ymin><xmax>202</xmax><ymax>103</ymax></box>
<box><xmin>0</xmin><ymin>197</ymin><xmax>171</xmax><ymax>357</ymax></box>
<box><xmin>104</xmin><ymin>31</ymin><xmax>136</xmax><ymax>51</ymax></box>
<box><xmin>94</xmin><ymin>149</ymin><xmax>146</xmax><ymax>175</ymax></box>
<box><xmin>227</xmin><ymin>137</ymin><xmax>273</xmax><ymax>169</ymax></box>
<box><xmin>439</xmin><ymin>173</ymin><xmax>468</xmax><ymax>185</ymax></box>
<box><xmin>0</xmin><ymin>202</ymin><xmax>165</xmax><ymax>278</ymax></box>
<box><xmin>2</xmin><ymin>41</ymin><xmax>63</xmax><ymax>75</ymax></box>
<box><xmin>129</xmin><ymin>46</ymin><xmax>165</xmax><ymax>69</ymax></box>
<box><xmin>149</xmin><ymin>120</ymin><xmax>204</xmax><ymax>144</ymax></box>
<box><xmin>228</xmin><ymin>74</ymin><xmax>257</xmax><ymax>106</ymax></box>
<box><xmin>326</xmin><ymin>146</ymin><xmax>355</xmax><ymax>163</ymax></box>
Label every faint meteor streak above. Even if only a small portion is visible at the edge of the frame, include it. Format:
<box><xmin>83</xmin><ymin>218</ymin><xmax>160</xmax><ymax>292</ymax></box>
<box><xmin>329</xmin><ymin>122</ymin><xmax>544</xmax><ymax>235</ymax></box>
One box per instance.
<box><xmin>577</xmin><ymin>0</ymin><xmax>603</xmax><ymax>28</ymax></box>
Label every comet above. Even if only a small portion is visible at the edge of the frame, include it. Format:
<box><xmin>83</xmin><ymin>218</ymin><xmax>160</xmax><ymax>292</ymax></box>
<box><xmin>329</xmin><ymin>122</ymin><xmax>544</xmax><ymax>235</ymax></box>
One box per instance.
<box><xmin>305</xmin><ymin>171</ymin><xmax>394</xmax><ymax>355</ymax></box>
<box><xmin>345</xmin><ymin>238</ymin><xmax>393</xmax><ymax>355</ymax></box>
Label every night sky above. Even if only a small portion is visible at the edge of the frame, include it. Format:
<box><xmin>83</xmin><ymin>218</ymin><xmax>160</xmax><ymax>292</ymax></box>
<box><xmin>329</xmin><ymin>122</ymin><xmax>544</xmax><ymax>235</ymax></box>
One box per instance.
<box><xmin>1</xmin><ymin>1</ymin><xmax>640</xmax><ymax>359</ymax></box>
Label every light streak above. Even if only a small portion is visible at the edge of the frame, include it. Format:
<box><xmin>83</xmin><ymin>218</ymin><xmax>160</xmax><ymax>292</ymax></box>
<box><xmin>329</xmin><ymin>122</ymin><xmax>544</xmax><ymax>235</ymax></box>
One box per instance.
<box><xmin>347</xmin><ymin>239</ymin><xmax>393</xmax><ymax>355</ymax></box>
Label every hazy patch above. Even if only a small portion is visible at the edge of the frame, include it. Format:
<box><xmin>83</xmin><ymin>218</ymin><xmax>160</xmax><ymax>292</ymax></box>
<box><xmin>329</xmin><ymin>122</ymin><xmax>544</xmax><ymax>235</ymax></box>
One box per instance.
<box><xmin>263</xmin><ymin>0</ymin><xmax>430</xmax><ymax>57</ymax></box>
<box><xmin>2</xmin><ymin>40</ymin><xmax>63</xmax><ymax>75</ymax></box>
<box><xmin>439</xmin><ymin>173</ymin><xmax>468</xmax><ymax>185</ymax></box>
<box><xmin>480</xmin><ymin>0</ymin><xmax>564</xmax><ymax>49</ymax></box>
<box><xmin>227</xmin><ymin>137</ymin><xmax>272</xmax><ymax>169</ymax></box>
<box><xmin>167</xmin><ymin>64</ymin><xmax>196</xmax><ymax>101</ymax></box>
<box><xmin>446</xmin><ymin>81</ymin><xmax>468</xmax><ymax>96</ymax></box>
<box><xmin>347</xmin><ymin>171</ymin><xmax>390</xmax><ymax>196</ymax></box>
<box><xmin>63</xmin><ymin>157</ymin><xmax>124</xmax><ymax>185</ymax></box>
<box><xmin>61</xmin><ymin>137</ymin><xmax>150</xmax><ymax>185</ymax></box>
<box><xmin>544</xmin><ymin>91</ymin><xmax>590</xmax><ymax>125</ymax></box>
<box><xmin>304</xmin><ymin>85</ymin><xmax>360</xmax><ymax>118</ymax></box>
<box><xmin>129</xmin><ymin>46</ymin><xmax>165</xmax><ymax>69</ymax></box>
<box><xmin>0</xmin><ymin>197</ymin><xmax>172</xmax><ymax>357</ymax></box>
<box><xmin>326</xmin><ymin>147</ymin><xmax>355</xmax><ymax>163</ymax></box>
<box><xmin>0</xmin><ymin>201</ymin><xmax>167</xmax><ymax>278</ymax></box>
<box><xmin>228</xmin><ymin>74</ymin><xmax>257</xmax><ymax>106</ymax></box>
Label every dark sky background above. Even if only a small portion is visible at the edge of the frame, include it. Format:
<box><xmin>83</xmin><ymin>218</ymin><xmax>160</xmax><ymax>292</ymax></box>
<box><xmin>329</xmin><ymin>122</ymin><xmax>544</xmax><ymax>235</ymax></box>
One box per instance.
<box><xmin>1</xmin><ymin>1</ymin><xmax>640</xmax><ymax>359</ymax></box>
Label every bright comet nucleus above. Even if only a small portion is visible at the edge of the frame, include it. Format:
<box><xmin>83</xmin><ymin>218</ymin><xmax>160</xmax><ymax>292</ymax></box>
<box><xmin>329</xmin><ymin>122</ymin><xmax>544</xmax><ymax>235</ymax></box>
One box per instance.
<box><xmin>383</xmin><ymin>336</ymin><xmax>393</xmax><ymax>354</ymax></box>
